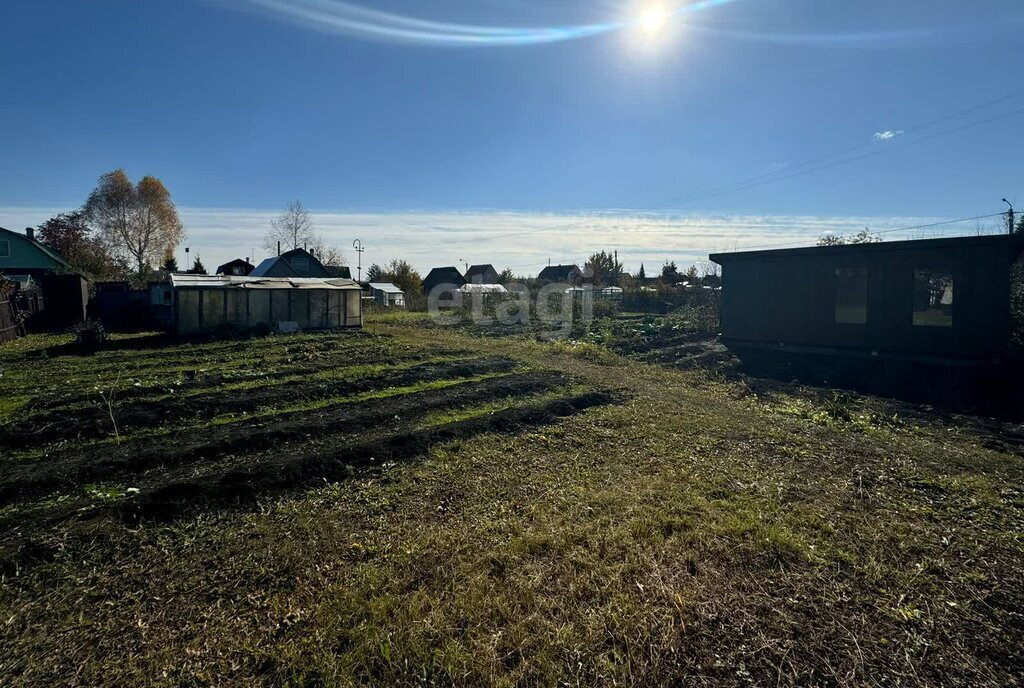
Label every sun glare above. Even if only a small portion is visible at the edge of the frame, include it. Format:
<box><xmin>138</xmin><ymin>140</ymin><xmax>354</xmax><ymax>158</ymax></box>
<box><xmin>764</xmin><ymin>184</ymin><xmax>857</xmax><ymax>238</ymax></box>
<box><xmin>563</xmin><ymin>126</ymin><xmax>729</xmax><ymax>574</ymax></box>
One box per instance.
<box><xmin>638</xmin><ymin>4</ymin><xmax>672</xmax><ymax>34</ymax></box>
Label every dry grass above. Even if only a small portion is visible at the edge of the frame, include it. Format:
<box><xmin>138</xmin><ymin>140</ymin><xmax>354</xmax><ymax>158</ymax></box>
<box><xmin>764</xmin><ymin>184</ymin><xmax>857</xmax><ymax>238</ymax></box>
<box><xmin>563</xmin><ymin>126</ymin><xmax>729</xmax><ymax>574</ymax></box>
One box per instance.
<box><xmin>0</xmin><ymin>318</ymin><xmax>1021</xmax><ymax>686</ymax></box>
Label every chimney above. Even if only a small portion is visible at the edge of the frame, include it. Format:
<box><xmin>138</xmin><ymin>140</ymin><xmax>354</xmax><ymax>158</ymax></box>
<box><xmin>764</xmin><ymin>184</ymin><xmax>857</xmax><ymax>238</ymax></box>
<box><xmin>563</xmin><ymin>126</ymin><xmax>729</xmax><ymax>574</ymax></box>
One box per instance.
<box><xmin>277</xmin><ymin>241</ymin><xmax>281</xmax><ymax>257</ymax></box>
<box><xmin>25</xmin><ymin>227</ymin><xmax>34</xmax><ymax>241</ymax></box>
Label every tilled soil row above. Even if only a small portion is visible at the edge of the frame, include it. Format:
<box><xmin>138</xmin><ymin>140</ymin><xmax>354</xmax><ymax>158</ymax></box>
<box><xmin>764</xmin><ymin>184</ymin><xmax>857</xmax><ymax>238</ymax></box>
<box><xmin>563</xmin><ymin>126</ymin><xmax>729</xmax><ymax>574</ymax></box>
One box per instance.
<box><xmin>15</xmin><ymin>339</ymin><xmax>462</xmax><ymax>413</ymax></box>
<box><xmin>2</xmin><ymin>354</ymin><xmax>494</xmax><ymax>448</ymax></box>
<box><xmin>129</xmin><ymin>390</ymin><xmax>619</xmax><ymax>520</ymax></box>
<box><xmin>0</xmin><ymin>388</ymin><xmax>618</xmax><ymax>574</ymax></box>
<box><xmin>31</xmin><ymin>330</ymin><xmax>385</xmax><ymax>368</ymax></box>
<box><xmin>0</xmin><ymin>370</ymin><xmax>565</xmax><ymax>506</ymax></box>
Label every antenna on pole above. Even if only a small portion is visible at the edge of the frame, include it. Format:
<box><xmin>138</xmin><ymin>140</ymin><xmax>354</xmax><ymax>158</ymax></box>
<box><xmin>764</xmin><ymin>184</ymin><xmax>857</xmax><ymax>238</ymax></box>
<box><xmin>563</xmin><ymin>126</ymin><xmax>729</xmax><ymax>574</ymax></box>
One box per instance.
<box><xmin>352</xmin><ymin>239</ymin><xmax>365</xmax><ymax>282</ymax></box>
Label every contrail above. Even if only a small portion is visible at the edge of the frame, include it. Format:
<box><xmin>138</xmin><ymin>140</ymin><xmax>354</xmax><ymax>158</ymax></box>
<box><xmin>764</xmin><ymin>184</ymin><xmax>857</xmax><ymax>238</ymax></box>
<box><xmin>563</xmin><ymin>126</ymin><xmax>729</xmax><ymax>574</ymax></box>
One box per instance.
<box><xmin>224</xmin><ymin>0</ymin><xmax>742</xmax><ymax>46</ymax></box>
<box><xmin>222</xmin><ymin>0</ymin><xmax>957</xmax><ymax>48</ymax></box>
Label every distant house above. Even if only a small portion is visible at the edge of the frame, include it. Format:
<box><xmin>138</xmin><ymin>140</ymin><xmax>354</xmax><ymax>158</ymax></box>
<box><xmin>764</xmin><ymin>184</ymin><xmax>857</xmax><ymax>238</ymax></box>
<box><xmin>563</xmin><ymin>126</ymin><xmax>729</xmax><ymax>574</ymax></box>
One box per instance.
<box><xmin>251</xmin><ymin>248</ymin><xmax>330</xmax><ymax>278</ymax></box>
<box><xmin>538</xmin><ymin>264</ymin><xmax>584</xmax><ymax>284</ymax></box>
<box><xmin>700</xmin><ymin>274</ymin><xmax>722</xmax><ymax>289</ymax></box>
<box><xmin>422</xmin><ymin>266</ymin><xmax>466</xmax><ymax>294</ymax></box>
<box><xmin>0</xmin><ymin>226</ymin><xmax>70</xmax><ymax>278</ymax></box>
<box><xmin>0</xmin><ymin>226</ymin><xmax>87</xmax><ymax>328</ymax></box>
<box><xmin>368</xmin><ymin>282</ymin><xmax>406</xmax><ymax>307</ymax></box>
<box><xmin>464</xmin><ymin>264</ymin><xmax>499</xmax><ymax>284</ymax></box>
<box><xmin>216</xmin><ymin>258</ymin><xmax>255</xmax><ymax>277</ymax></box>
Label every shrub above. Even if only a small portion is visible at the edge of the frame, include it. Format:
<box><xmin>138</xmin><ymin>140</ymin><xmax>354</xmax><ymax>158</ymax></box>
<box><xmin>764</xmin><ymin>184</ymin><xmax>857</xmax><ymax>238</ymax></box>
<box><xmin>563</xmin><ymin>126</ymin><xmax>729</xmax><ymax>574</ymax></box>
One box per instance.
<box><xmin>669</xmin><ymin>291</ymin><xmax>720</xmax><ymax>335</ymax></box>
<box><xmin>71</xmin><ymin>319</ymin><xmax>106</xmax><ymax>351</ymax></box>
<box><xmin>591</xmin><ymin>299</ymin><xmax>618</xmax><ymax>320</ymax></box>
<box><xmin>251</xmin><ymin>322</ymin><xmax>273</xmax><ymax>338</ymax></box>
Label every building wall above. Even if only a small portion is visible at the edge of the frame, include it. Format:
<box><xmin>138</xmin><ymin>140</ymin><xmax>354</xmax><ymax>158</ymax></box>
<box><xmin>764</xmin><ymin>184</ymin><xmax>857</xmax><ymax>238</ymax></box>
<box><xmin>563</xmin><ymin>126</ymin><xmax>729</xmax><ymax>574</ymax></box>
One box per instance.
<box><xmin>174</xmin><ymin>288</ymin><xmax>361</xmax><ymax>335</ymax></box>
<box><xmin>0</xmin><ymin>231</ymin><xmax>65</xmax><ymax>273</ymax></box>
<box><xmin>719</xmin><ymin>242</ymin><xmax>1020</xmax><ymax>359</ymax></box>
<box><xmin>372</xmin><ymin>288</ymin><xmax>405</xmax><ymax>306</ymax></box>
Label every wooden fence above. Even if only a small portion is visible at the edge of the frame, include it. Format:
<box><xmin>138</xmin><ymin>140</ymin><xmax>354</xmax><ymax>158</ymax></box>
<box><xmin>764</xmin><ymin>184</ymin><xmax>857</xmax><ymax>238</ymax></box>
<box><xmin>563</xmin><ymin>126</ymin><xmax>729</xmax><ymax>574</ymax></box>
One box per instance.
<box><xmin>0</xmin><ymin>296</ymin><xmax>22</xmax><ymax>344</ymax></box>
<box><xmin>0</xmin><ymin>288</ymin><xmax>44</xmax><ymax>344</ymax></box>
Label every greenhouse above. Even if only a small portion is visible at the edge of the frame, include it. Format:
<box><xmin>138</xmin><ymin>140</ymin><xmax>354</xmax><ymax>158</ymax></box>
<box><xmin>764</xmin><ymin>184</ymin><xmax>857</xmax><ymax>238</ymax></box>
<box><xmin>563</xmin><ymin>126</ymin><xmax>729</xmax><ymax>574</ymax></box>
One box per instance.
<box><xmin>170</xmin><ymin>274</ymin><xmax>362</xmax><ymax>335</ymax></box>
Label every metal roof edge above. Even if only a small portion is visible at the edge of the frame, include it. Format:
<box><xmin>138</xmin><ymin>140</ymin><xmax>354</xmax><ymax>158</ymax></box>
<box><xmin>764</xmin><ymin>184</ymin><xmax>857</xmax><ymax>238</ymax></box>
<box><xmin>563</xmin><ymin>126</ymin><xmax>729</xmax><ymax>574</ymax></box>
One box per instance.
<box><xmin>710</xmin><ymin>233</ymin><xmax>1024</xmax><ymax>263</ymax></box>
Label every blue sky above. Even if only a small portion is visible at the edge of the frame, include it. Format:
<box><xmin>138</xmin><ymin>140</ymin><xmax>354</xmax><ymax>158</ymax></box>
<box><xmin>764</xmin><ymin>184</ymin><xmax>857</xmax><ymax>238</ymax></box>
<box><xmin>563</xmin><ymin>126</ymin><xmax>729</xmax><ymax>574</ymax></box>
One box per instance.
<box><xmin>1</xmin><ymin>0</ymin><xmax>1022</xmax><ymax>271</ymax></box>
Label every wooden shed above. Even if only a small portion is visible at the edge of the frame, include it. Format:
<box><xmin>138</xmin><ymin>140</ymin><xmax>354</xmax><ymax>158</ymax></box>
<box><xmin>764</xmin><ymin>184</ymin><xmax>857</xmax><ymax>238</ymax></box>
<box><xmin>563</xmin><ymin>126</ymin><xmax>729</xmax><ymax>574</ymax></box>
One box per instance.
<box><xmin>711</xmin><ymin>234</ymin><xmax>1024</xmax><ymax>362</ymax></box>
<box><xmin>367</xmin><ymin>282</ymin><xmax>406</xmax><ymax>307</ymax></box>
<box><xmin>171</xmin><ymin>275</ymin><xmax>362</xmax><ymax>335</ymax></box>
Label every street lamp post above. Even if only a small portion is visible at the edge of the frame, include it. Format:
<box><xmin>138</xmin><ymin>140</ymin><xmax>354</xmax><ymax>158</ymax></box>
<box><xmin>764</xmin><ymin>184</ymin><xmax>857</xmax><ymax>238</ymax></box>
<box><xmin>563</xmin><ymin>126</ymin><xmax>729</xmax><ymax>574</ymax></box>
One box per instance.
<box><xmin>352</xmin><ymin>239</ymin><xmax>365</xmax><ymax>282</ymax></box>
<box><xmin>1003</xmin><ymin>199</ymin><xmax>1015</xmax><ymax>235</ymax></box>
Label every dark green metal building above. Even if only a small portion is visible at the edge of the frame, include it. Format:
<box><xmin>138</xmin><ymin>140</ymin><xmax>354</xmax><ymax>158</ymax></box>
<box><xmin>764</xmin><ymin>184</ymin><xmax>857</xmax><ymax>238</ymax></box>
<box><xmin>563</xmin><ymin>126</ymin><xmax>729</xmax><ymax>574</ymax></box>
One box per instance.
<box><xmin>711</xmin><ymin>234</ymin><xmax>1024</xmax><ymax>362</ymax></box>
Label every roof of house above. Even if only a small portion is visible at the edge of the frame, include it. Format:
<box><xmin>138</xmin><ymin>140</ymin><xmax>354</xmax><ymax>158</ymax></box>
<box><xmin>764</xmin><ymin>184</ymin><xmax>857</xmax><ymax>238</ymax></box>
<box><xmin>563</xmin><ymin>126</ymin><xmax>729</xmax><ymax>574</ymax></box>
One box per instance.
<box><xmin>325</xmin><ymin>265</ymin><xmax>352</xmax><ymax>279</ymax></box>
<box><xmin>423</xmin><ymin>266</ymin><xmax>466</xmax><ymax>285</ymax></box>
<box><xmin>0</xmin><ymin>226</ymin><xmax>70</xmax><ymax>270</ymax></box>
<box><xmin>538</xmin><ymin>264</ymin><xmax>582</xmax><ymax>281</ymax></box>
<box><xmin>216</xmin><ymin>258</ymin><xmax>255</xmax><ymax>274</ymax></box>
<box><xmin>171</xmin><ymin>275</ymin><xmax>361</xmax><ymax>290</ymax></box>
<box><xmin>464</xmin><ymin>264</ymin><xmax>497</xmax><ymax>282</ymax></box>
<box><xmin>251</xmin><ymin>248</ymin><xmax>330</xmax><ymax>278</ymax></box>
<box><xmin>710</xmin><ymin>233</ymin><xmax>1024</xmax><ymax>264</ymax></box>
<box><xmin>251</xmin><ymin>257</ymin><xmax>287</xmax><ymax>275</ymax></box>
<box><xmin>459</xmin><ymin>284</ymin><xmax>507</xmax><ymax>294</ymax></box>
<box><xmin>368</xmin><ymin>282</ymin><xmax>404</xmax><ymax>294</ymax></box>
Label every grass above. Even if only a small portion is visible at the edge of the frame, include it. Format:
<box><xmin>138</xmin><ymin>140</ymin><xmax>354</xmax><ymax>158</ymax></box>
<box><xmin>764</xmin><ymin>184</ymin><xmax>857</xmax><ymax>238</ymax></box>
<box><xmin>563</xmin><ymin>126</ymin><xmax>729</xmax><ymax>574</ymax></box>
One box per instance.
<box><xmin>0</xmin><ymin>315</ymin><xmax>1021</xmax><ymax>686</ymax></box>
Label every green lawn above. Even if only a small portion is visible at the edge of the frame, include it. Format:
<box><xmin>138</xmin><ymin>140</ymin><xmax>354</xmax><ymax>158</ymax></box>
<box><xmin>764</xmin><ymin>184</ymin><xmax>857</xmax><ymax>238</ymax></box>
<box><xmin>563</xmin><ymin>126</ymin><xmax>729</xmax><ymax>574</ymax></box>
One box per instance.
<box><xmin>0</xmin><ymin>316</ymin><xmax>1021</xmax><ymax>686</ymax></box>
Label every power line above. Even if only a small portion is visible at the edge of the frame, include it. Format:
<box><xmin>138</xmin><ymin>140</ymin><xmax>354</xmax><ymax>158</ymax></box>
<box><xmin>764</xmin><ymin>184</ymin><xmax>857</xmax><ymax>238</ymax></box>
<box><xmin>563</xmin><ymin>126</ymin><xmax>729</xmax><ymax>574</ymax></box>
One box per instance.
<box><xmin>716</xmin><ymin>211</ymin><xmax>1009</xmax><ymax>252</ymax></box>
<box><xmin>648</xmin><ymin>89</ymin><xmax>1024</xmax><ymax>208</ymax></box>
<box><xmin>479</xmin><ymin>101</ymin><xmax>1024</xmax><ymax>248</ymax></box>
<box><xmin>661</xmin><ymin>105</ymin><xmax>1024</xmax><ymax>207</ymax></box>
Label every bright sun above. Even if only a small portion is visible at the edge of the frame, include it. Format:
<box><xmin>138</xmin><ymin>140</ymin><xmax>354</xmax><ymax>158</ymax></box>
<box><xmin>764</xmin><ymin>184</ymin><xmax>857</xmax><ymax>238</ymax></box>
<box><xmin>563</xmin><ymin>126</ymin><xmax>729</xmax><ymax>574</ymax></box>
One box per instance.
<box><xmin>638</xmin><ymin>4</ymin><xmax>672</xmax><ymax>33</ymax></box>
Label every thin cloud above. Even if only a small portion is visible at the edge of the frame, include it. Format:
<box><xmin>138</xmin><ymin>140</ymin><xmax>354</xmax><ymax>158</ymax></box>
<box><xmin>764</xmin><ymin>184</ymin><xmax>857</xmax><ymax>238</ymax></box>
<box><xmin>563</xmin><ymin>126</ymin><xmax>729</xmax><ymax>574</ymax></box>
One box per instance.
<box><xmin>0</xmin><ymin>207</ymin><xmax>951</xmax><ymax>275</ymax></box>
<box><xmin>873</xmin><ymin>129</ymin><xmax>904</xmax><ymax>141</ymax></box>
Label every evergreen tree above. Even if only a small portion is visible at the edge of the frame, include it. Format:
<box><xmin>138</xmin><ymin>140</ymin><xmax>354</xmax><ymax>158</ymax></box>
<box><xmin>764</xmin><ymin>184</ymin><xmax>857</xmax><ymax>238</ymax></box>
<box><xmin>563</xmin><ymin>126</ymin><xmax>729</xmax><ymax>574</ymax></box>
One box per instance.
<box><xmin>637</xmin><ymin>263</ymin><xmax>646</xmax><ymax>280</ymax></box>
<box><xmin>189</xmin><ymin>255</ymin><xmax>207</xmax><ymax>275</ymax></box>
<box><xmin>162</xmin><ymin>251</ymin><xmax>179</xmax><ymax>273</ymax></box>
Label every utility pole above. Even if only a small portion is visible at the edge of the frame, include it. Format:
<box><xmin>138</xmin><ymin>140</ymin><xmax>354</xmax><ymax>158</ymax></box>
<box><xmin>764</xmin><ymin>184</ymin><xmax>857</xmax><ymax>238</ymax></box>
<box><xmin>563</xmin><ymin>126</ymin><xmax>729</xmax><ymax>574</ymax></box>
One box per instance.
<box><xmin>352</xmin><ymin>239</ymin><xmax>365</xmax><ymax>281</ymax></box>
<box><xmin>1003</xmin><ymin>199</ymin><xmax>1015</xmax><ymax>234</ymax></box>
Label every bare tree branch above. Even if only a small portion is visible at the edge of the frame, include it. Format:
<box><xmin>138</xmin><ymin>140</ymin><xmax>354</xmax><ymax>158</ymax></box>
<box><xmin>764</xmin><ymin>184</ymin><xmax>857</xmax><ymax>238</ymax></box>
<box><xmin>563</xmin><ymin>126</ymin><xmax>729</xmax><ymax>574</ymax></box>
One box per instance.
<box><xmin>264</xmin><ymin>200</ymin><xmax>314</xmax><ymax>253</ymax></box>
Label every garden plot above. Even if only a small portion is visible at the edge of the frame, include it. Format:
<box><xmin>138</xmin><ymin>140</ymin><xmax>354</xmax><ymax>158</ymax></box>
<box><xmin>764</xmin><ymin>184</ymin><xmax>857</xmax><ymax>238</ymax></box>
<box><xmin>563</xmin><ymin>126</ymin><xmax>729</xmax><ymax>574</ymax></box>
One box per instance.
<box><xmin>0</xmin><ymin>317</ymin><xmax>1021</xmax><ymax>687</ymax></box>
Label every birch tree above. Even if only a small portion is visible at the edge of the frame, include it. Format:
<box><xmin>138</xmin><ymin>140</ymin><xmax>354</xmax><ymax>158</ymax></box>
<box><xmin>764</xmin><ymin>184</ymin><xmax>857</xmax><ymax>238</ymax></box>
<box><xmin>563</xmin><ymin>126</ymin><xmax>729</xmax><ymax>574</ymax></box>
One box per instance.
<box><xmin>84</xmin><ymin>169</ymin><xmax>185</xmax><ymax>276</ymax></box>
<box><xmin>265</xmin><ymin>200</ymin><xmax>314</xmax><ymax>253</ymax></box>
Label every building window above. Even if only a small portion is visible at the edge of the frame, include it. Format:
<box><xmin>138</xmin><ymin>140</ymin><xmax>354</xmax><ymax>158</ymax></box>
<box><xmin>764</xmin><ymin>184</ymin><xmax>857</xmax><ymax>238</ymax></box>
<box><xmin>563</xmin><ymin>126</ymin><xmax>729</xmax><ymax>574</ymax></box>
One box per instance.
<box><xmin>0</xmin><ymin>240</ymin><xmax>9</xmax><ymax>258</ymax></box>
<box><xmin>913</xmin><ymin>269</ymin><xmax>953</xmax><ymax>327</ymax></box>
<box><xmin>835</xmin><ymin>268</ymin><xmax>867</xmax><ymax>324</ymax></box>
<box><xmin>290</xmin><ymin>258</ymin><xmax>308</xmax><ymax>272</ymax></box>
